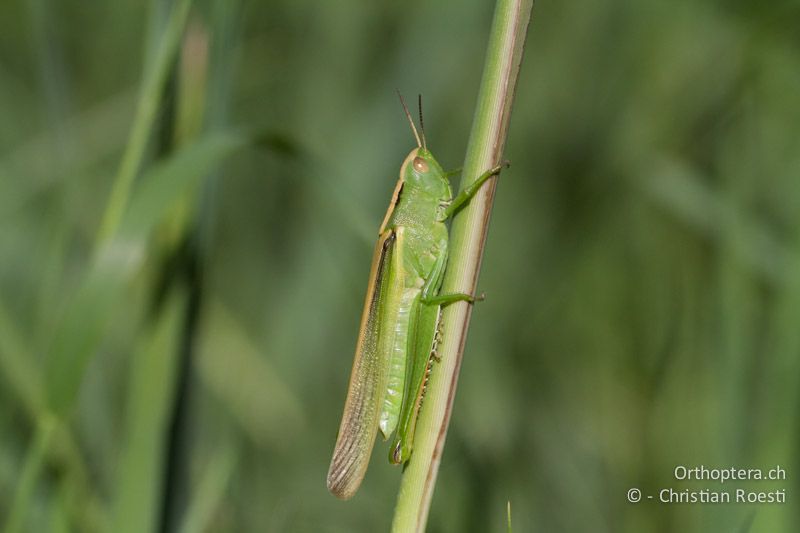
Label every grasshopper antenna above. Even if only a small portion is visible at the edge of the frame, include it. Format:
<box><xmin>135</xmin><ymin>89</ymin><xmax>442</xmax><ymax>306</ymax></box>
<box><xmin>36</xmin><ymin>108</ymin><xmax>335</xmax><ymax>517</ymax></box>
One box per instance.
<box><xmin>397</xmin><ymin>90</ymin><xmax>422</xmax><ymax>148</ymax></box>
<box><xmin>418</xmin><ymin>94</ymin><xmax>427</xmax><ymax>150</ymax></box>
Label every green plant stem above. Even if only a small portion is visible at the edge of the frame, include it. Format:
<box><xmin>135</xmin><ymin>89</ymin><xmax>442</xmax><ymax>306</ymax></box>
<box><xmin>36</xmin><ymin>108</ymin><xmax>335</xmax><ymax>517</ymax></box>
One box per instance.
<box><xmin>95</xmin><ymin>0</ymin><xmax>193</xmax><ymax>249</ymax></box>
<box><xmin>0</xmin><ymin>299</ymin><xmax>107</xmax><ymax>531</ymax></box>
<box><xmin>111</xmin><ymin>292</ymin><xmax>185</xmax><ymax>533</ymax></box>
<box><xmin>391</xmin><ymin>0</ymin><xmax>533</xmax><ymax>531</ymax></box>
<box><xmin>2</xmin><ymin>415</ymin><xmax>57</xmax><ymax>533</ymax></box>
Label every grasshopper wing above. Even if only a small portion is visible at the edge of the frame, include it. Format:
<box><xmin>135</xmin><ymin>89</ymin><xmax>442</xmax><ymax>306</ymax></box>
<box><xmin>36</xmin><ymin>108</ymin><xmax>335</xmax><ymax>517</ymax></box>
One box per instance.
<box><xmin>327</xmin><ymin>228</ymin><xmax>402</xmax><ymax>499</ymax></box>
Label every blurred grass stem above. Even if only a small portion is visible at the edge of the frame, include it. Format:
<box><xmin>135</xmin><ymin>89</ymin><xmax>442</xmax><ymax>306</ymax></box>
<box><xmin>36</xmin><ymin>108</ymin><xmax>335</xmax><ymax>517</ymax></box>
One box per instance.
<box><xmin>2</xmin><ymin>415</ymin><xmax>56</xmax><ymax>533</ymax></box>
<box><xmin>391</xmin><ymin>0</ymin><xmax>533</xmax><ymax>530</ymax></box>
<box><xmin>95</xmin><ymin>0</ymin><xmax>193</xmax><ymax>249</ymax></box>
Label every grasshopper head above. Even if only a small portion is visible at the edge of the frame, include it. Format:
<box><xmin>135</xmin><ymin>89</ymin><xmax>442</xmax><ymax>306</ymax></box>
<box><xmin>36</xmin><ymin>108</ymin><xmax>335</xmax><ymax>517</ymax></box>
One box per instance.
<box><xmin>401</xmin><ymin>147</ymin><xmax>451</xmax><ymax>200</ymax></box>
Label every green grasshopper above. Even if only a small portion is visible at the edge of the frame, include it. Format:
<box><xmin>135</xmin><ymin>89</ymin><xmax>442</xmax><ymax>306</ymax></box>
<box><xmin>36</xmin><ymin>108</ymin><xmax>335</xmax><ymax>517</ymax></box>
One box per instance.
<box><xmin>327</xmin><ymin>95</ymin><xmax>506</xmax><ymax>500</ymax></box>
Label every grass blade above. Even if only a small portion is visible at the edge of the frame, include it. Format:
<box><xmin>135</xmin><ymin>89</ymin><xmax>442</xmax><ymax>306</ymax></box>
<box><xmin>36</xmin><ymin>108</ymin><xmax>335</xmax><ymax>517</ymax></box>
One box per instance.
<box><xmin>95</xmin><ymin>0</ymin><xmax>194</xmax><ymax>248</ymax></box>
<box><xmin>2</xmin><ymin>416</ymin><xmax>57</xmax><ymax>533</ymax></box>
<box><xmin>45</xmin><ymin>131</ymin><xmax>250</xmax><ymax>415</ymax></box>
<box><xmin>110</xmin><ymin>292</ymin><xmax>185</xmax><ymax>533</ymax></box>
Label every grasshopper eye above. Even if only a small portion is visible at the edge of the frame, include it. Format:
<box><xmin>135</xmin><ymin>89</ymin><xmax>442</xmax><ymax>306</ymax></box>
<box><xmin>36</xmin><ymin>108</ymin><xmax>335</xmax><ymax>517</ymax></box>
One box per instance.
<box><xmin>413</xmin><ymin>157</ymin><xmax>429</xmax><ymax>173</ymax></box>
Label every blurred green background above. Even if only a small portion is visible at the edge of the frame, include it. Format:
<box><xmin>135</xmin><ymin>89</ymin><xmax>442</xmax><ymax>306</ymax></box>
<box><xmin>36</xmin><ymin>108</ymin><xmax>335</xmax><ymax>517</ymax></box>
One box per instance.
<box><xmin>1</xmin><ymin>0</ymin><xmax>799</xmax><ymax>531</ymax></box>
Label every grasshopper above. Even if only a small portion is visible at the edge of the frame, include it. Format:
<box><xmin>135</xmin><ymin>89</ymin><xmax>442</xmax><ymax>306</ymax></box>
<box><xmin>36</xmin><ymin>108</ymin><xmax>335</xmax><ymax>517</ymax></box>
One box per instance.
<box><xmin>327</xmin><ymin>95</ymin><xmax>506</xmax><ymax>499</ymax></box>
